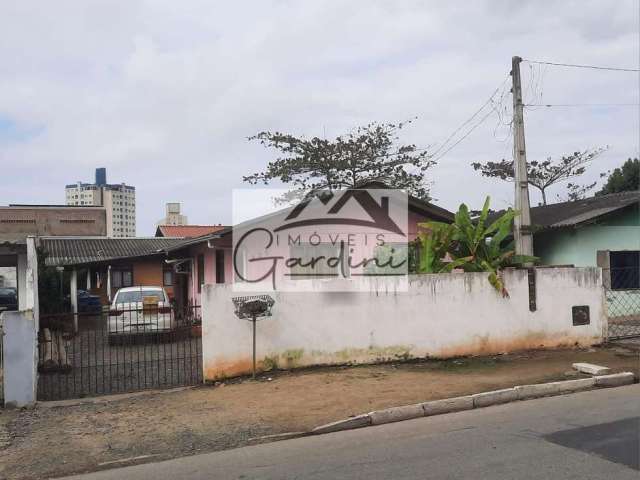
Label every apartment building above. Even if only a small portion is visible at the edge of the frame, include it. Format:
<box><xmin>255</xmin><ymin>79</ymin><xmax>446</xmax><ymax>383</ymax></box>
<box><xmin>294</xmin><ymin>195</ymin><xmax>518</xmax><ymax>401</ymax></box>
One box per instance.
<box><xmin>65</xmin><ymin>168</ymin><xmax>136</xmax><ymax>237</ymax></box>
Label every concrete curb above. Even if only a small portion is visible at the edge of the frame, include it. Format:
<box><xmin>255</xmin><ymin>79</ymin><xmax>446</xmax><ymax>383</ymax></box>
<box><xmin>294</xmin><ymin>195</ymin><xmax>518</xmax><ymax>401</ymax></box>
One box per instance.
<box><xmin>310</xmin><ymin>372</ymin><xmax>637</xmax><ymax>436</ymax></box>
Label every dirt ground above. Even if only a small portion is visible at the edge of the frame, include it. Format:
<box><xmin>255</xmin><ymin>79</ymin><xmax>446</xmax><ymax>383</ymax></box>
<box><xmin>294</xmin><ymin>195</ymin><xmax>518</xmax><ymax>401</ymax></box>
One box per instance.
<box><xmin>1</xmin><ymin>345</ymin><xmax>638</xmax><ymax>480</ymax></box>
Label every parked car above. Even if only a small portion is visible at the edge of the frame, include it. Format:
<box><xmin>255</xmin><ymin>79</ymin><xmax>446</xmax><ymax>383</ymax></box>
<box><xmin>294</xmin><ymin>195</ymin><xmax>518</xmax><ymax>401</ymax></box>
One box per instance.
<box><xmin>108</xmin><ymin>286</ymin><xmax>175</xmax><ymax>343</ymax></box>
<box><xmin>65</xmin><ymin>289</ymin><xmax>102</xmax><ymax>314</ymax></box>
<box><xmin>0</xmin><ymin>287</ymin><xmax>18</xmax><ymax>312</ymax></box>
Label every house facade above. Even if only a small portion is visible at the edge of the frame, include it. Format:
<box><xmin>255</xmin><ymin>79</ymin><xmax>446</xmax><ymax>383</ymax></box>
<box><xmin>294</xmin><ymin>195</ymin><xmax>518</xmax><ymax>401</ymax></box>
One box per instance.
<box><xmin>163</xmin><ymin>187</ymin><xmax>455</xmax><ymax>307</ymax></box>
<box><xmin>39</xmin><ymin>237</ymin><xmax>186</xmax><ymax>309</ymax></box>
<box><xmin>533</xmin><ymin>191</ymin><xmax>639</xmax><ymax>270</ymax></box>
<box><xmin>0</xmin><ymin>205</ymin><xmax>107</xmax><ymax>311</ymax></box>
<box><xmin>530</xmin><ymin>191</ymin><xmax>639</xmax><ymax>326</ymax></box>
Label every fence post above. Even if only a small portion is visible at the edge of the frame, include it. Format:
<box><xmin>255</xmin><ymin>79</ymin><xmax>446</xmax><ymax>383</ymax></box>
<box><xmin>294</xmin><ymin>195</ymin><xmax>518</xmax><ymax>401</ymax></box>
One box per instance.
<box><xmin>1</xmin><ymin>309</ymin><xmax>38</xmax><ymax>407</ymax></box>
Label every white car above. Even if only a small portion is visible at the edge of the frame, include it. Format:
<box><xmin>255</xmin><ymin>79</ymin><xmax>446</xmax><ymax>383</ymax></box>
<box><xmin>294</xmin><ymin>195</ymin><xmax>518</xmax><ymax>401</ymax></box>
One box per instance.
<box><xmin>108</xmin><ymin>286</ymin><xmax>175</xmax><ymax>343</ymax></box>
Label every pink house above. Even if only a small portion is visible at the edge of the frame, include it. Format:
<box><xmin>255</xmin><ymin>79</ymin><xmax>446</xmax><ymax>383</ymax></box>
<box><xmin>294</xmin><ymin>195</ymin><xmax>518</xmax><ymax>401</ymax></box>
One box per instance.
<box><xmin>163</xmin><ymin>186</ymin><xmax>453</xmax><ymax>307</ymax></box>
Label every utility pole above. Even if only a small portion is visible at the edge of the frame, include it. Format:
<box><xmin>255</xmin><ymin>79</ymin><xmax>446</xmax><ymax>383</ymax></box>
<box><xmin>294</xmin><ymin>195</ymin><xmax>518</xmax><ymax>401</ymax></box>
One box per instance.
<box><xmin>511</xmin><ymin>56</ymin><xmax>534</xmax><ymax>259</ymax></box>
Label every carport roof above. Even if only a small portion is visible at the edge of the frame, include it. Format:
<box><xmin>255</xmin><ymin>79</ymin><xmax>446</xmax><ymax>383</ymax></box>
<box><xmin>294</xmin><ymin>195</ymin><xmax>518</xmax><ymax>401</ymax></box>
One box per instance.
<box><xmin>39</xmin><ymin>237</ymin><xmax>185</xmax><ymax>267</ymax></box>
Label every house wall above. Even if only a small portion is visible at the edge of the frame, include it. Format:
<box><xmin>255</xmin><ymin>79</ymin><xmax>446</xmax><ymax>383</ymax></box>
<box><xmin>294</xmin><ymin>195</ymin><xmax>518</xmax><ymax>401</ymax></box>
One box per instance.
<box><xmin>132</xmin><ymin>258</ymin><xmax>175</xmax><ymax>299</ymax></box>
<box><xmin>200</xmin><ymin>268</ymin><xmax>604</xmax><ymax>380</ymax></box>
<box><xmin>534</xmin><ymin>205</ymin><xmax>640</xmax><ymax>267</ymax></box>
<box><xmin>0</xmin><ymin>206</ymin><xmax>107</xmax><ymax>239</ymax></box>
<box><xmin>183</xmin><ymin>242</ymin><xmax>233</xmax><ymax>307</ymax></box>
<box><xmin>85</xmin><ymin>257</ymin><xmax>175</xmax><ymax>305</ymax></box>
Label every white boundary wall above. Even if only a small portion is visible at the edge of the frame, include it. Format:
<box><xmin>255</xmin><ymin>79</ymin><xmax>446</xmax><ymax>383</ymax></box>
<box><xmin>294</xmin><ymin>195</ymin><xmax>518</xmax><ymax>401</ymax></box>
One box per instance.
<box><xmin>1</xmin><ymin>310</ymin><xmax>38</xmax><ymax>407</ymax></box>
<box><xmin>201</xmin><ymin>268</ymin><xmax>605</xmax><ymax>380</ymax></box>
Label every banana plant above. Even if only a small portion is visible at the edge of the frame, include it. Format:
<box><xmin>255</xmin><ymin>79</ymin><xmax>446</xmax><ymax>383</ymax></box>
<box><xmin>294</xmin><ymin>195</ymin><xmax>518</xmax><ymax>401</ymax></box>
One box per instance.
<box><xmin>416</xmin><ymin>196</ymin><xmax>537</xmax><ymax>296</ymax></box>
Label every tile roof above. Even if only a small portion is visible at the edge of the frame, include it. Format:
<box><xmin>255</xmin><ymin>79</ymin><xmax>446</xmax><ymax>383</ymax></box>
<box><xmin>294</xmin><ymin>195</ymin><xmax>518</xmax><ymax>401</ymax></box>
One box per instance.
<box><xmin>529</xmin><ymin>190</ymin><xmax>639</xmax><ymax>228</ymax></box>
<box><xmin>39</xmin><ymin>237</ymin><xmax>186</xmax><ymax>266</ymax></box>
<box><xmin>155</xmin><ymin>225</ymin><xmax>226</xmax><ymax>238</ymax></box>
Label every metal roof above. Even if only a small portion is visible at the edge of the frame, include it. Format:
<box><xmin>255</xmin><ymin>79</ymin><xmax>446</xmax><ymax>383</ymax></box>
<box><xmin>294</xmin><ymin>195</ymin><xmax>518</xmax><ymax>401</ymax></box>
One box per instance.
<box><xmin>155</xmin><ymin>225</ymin><xmax>227</xmax><ymax>238</ymax></box>
<box><xmin>39</xmin><ymin>237</ymin><xmax>185</xmax><ymax>267</ymax></box>
<box><xmin>531</xmin><ymin>191</ymin><xmax>639</xmax><ymax>228</ymax></box>
<box><xmin>486</xmin><ymin>191</ymin><xmax>639</xmax><ymax>229</ymax></box>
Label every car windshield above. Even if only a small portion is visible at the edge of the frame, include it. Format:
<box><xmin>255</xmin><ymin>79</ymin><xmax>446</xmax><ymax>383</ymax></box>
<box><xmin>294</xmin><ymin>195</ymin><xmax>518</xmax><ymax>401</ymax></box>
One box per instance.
<box><xmin>115</xmin><ymin>290</ymin><xmax>166</xmax><ymax>304</ymax></box>
<box><xmin>0</xmin><ymin>288</ymin><xmax>16</xmax><ymax>297</ymax></box>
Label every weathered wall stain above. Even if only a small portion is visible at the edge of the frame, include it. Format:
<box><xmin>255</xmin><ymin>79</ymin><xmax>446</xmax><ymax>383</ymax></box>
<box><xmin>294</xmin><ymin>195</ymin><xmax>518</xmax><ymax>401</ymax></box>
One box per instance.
<box><xmin>201</xmin><ymin>267</ymin><xmax>605</xmax><ymax>382</ymax></box>
<box><xmin>203</xmin><ymin>330</ymin><xmax>600</xmax><ymax>380</ymax></box>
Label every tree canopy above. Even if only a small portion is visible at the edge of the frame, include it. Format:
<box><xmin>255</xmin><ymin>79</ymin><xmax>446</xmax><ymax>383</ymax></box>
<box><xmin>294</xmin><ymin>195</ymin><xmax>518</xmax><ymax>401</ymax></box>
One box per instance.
<box><xmin>244</xmin><ymin>121</ymin><xmax>435</xmax><ymax>201</ymax></box>
<box><xmin>597</xmin><ymin>158</ymin><xmax>639</xmax><ymax>195</ymax></box>
<box><xmin>471</xmin><ymin>147</ymin><xmax>606</xmax><ymax>205</ymax></box>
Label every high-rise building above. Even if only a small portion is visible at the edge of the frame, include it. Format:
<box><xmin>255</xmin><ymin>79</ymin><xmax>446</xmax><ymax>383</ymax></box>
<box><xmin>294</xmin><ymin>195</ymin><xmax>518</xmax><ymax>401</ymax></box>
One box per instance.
<box><xmin>65</xmin><ymin>168</ymin><xmax>136</xmax><ymax>237</ymax></box>
<box><xmin>157</xmin><ymin>202</ymin><xmax>188</xmax><ymax>226</ymax></box>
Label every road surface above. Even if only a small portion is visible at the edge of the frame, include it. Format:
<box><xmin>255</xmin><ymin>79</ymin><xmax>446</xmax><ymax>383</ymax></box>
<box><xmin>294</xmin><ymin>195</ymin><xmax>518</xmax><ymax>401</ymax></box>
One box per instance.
<box><xmin>64</xmin><ymin>384</ymin><xmax>640</xmax><ymax>480</ymax></box>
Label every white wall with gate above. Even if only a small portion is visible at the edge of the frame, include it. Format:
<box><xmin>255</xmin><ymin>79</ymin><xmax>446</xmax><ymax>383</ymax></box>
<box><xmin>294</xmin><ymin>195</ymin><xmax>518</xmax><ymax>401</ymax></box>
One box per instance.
<box><xmin>200</xmin><ymin>268</ymin><xmax>605</xmax><ymax>381</ymax></box>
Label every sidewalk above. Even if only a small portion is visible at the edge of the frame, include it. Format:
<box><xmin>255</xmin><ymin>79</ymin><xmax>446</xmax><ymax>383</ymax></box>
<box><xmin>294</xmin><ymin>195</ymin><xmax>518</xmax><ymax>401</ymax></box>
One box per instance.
<box><xmin>1</xmin><ymin>345</ymin><xmax>638</xmax><ymax>480</ymax></box>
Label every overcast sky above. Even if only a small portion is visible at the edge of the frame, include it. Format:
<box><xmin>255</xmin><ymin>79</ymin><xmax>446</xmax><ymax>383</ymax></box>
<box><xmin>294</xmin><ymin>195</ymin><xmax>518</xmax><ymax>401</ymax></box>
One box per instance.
<box><xmin>0</xmin><ymin>1</ymin><xmax>638</xmax><ymax>235</ymax></box>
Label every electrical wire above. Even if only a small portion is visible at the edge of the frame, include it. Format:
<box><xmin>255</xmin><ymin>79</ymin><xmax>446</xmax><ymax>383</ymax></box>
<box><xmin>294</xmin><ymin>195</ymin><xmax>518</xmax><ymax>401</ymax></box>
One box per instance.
<box><xmin>524</xmin><ymin>103</ymin><xmax>639</xmax><ymax>107</ymax></box>
<box><xmin>431</xmin><ymin>108</ymin><xmax>496</xmax><ymax>163</ymax></box>
<box><xmin>522</xmin><ymin>59</ymin><xmax>640</xmax><ymax>73</ymax></box>
<box><xmin>429</xmin><ymin>76</ymin><xmax>509</xmax><ymax>158</ymax></box>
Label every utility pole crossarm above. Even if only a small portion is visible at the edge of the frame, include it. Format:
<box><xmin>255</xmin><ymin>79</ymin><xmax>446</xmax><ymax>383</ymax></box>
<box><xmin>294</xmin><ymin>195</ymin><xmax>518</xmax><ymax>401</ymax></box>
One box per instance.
<box><xmin>511</xmin><ymin>56</ymin><xmax>534</xmax><ymax>259</ymax></box>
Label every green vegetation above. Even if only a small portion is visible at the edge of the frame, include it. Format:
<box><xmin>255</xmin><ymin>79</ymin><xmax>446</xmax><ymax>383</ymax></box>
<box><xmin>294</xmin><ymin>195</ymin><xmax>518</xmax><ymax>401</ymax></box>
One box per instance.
<box><xmin>598</xmin><ymin>158</ymin><xmax>639</xmax><ymax>195</ymax></box>
<box><xmin>415</xmin><ymin>197</ymin><xmax>537</xmax><ymax>296</ymax></box>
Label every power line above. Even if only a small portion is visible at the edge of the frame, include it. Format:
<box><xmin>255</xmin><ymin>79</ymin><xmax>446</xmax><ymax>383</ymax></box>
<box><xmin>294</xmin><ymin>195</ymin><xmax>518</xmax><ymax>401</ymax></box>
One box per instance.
<box><xmin>428</xmin><ymin>75</ymin><xmax>510</xmax><ymax>162</ymax></box>
<box><xmin>431</xmin><ymin>108</ymin><xmax>496</xmax><ymax>163</ymax></box>
<box><xmin>525</xmin><ymin>103</ymin><xmax>639</xmax><ymax>107</ymax></box>
<box><xmin>522</xmin><ymin>59</ymin><xmax>640</xmax><ymax>73</ymax></box>
<box><xmin>429</xmin><ymin>76</ymin><xmax>509</xmax><ymax>158</ymax></box>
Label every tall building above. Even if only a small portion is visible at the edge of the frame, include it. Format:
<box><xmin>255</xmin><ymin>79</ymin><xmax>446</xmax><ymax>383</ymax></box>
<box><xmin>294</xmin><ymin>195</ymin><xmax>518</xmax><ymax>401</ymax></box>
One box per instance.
<box><xmin>65</xmin><ymin>168</ymin><xmax>136</xmax><ymax>237</ymax></box>
<box><xmin>157</xmin><ymin>202</ymin><xmax>188</xmax><ymax>226</ymax></box>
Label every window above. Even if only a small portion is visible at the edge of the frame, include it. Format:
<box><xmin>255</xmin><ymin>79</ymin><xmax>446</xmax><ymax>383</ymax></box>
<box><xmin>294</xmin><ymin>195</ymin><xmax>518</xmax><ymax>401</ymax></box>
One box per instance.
<box><xmin>114</xmin><ymin>289</ymin><xmax>167</xmax><ymax>304</ymax></box>
<box><xmin>111</xmin><ymin>268</ymin><xmax>133</xmax><ymax>288</ymax></box>
<box><xmin>163</xmin><ymin>268</ymin><xmax>174</xmax><ymax>286</ymax></box>
<box><xmin>288</xmin><ymin>243</ymin><xmax>348</xmax><ymax>279</ymax></box>
<box><xmin>197</xmin><ymin>254</ymin><xmax>205</xmax><ymax>293</ymax></box>
<box><xmin>610</xmin><ymin>251</ymin><xmax>640</xmax><ymax>290</ymax></box>
<box><xmin>215</xmin><ymin>250</ymin><xmax>225</xmax><ymax>284</ymax></box>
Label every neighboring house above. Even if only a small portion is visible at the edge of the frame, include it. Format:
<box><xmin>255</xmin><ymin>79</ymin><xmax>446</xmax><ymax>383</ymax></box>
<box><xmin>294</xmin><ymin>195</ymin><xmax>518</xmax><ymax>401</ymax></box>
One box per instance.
<box><xmin>532</xmin><ymin>191</ymin><xmax>639</xmax><ymax>272</ymax></box>
<box><xmin>530</xmin><ymin>191</ymin><xmax>639</xmax><ymax>324</ymax></box>
<box><xmin>162</xmin><ymin>185</ymin><xmax>455</xmax><ymax>308</ymax></box>
<box><xmin>38</xmin><ymin>237</ymin><xmax>186</xmax><ymax>308</ymax></box>
<box><xmin>0</xmin><ymin>204</ymin><xmax>107</xmax><ymax>311</ymax></box>
<box><xmin>155</xmin><ymin>224</ymin><xmax>226</xmax><ymax>238</ymax></box>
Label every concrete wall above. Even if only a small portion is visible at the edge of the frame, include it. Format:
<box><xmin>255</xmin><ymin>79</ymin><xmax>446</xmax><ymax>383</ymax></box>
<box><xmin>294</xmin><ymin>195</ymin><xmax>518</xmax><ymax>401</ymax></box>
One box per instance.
<box><xmin>534</xmin><ymin>205</ymin><xmax>640</xmax><ymax>267</ymax></box>
<box><xmin>200</xmin><ymin>268</ymin><xmax>605</xmax><ymax>380</ymax></box>
<box><xmin>1</xmin><ymin>309</ymin><xmax>38</xmax><ymax>407</ymax></box>
<box><xmin>0</xmin><ymin>205</ymin><xmax>107</xmax><ymax>239</ymax></box>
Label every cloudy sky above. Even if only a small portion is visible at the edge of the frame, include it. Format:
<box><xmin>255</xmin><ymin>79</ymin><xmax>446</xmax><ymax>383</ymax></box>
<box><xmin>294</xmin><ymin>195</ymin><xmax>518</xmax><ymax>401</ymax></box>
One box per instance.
<box><xmin>0</xmin><ymin>1</ymin><xmax>638</xmax><ymax>235</ymax></box>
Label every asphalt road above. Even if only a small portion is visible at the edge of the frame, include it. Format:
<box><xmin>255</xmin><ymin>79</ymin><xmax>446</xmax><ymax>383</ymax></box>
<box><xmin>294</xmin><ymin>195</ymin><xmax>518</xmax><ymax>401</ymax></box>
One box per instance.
<box><xmin>64</xmin><ymin>384</ymin><xmax>640</xmax><ymax>480</ymax></box>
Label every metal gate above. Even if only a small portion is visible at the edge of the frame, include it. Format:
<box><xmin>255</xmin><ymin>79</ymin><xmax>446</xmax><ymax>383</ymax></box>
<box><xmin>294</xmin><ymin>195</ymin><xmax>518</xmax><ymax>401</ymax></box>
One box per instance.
<box><xmin>37</xmin><ymin>306</ymin><xmax>202</xmax><ymax>401</ymax></box>
<box><xmin>604</xmin><ymin>267</ymin><xmax>640</xmax><ymax>340</ymax></box>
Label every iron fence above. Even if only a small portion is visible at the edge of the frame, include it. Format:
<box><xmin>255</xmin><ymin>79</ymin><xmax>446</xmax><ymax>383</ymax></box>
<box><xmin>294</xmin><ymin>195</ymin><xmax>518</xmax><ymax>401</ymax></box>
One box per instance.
<box><xmin>0</xmin><ymin>320</ymin><xmax>4</xmax><ymax>403</ymax></box>
<box><xmin>37</xmin><ymin>305</ymin><xmax>202</xmax><ymax>401</ymax></box>
<box><xmin>604</xmin><ymin>266</ymin><xmax>640</xmax><ymax>339</ymax></box>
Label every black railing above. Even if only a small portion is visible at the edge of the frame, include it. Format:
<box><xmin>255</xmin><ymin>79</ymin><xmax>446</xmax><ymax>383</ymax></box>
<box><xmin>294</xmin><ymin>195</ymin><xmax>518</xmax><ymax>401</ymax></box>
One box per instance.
<box><xmin>37</xmin><ymin>305</ymin><xmax>203</xmax><ymax>401</ymax></box>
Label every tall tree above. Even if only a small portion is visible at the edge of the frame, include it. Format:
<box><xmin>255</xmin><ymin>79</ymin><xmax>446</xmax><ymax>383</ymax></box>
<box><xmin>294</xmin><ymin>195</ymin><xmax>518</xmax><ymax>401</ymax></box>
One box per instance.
<box><xmin>597</xmin><ymin>158</ymin><xmax>639</xmax><ymax>195</ymax></box>
<box><xmin>244</xmin><ymin>121</ymin><xmax>435</xmax><ymax>201</ymax></box>
<box><xmin>471</xmin><ymin>147</ymin><xmax>607</xmax><ymax>205</ymax></box>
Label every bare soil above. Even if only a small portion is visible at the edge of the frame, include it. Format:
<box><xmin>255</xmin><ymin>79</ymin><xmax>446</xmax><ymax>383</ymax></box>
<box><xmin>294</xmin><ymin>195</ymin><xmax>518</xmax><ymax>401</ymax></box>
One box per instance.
<box><xmin>1</xmin><ymin>345</ymin><xmax>638</xmax><ymax>480</ymax></box>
